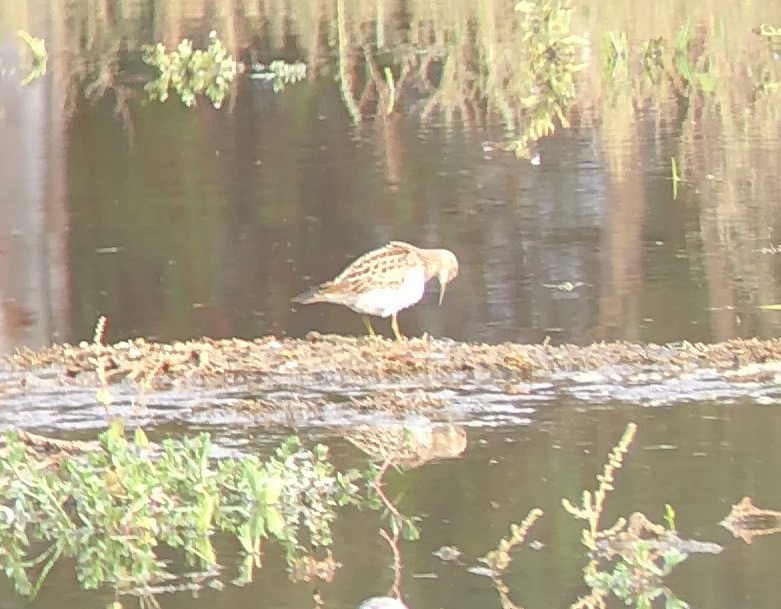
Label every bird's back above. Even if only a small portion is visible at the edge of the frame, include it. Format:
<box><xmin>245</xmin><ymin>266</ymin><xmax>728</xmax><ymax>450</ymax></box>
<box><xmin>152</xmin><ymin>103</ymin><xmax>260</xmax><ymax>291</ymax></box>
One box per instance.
<box><xmin>293</xmin><ymin>242</ymin><xmax>424</xmax><ymax>305</ymax></box>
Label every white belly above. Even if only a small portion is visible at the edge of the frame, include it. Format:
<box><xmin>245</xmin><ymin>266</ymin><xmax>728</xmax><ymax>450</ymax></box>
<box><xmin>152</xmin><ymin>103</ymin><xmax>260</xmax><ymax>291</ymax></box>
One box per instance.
<box><xmin>351</xmin><ymin>267</ymin><xmax>426</xmax><ymax>317</ymax></box>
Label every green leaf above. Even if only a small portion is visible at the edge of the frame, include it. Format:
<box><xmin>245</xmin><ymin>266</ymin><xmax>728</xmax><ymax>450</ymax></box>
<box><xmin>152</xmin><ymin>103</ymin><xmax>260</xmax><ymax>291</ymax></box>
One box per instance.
<box><xmin>662</xmin><ymin>549</ymin><xmax>688</xmax><ymax>571</ymax></box>
<box><xmin>265</xmin><ymin>507</ymin><xmax>285</xmax><ymax>539</ymax></box>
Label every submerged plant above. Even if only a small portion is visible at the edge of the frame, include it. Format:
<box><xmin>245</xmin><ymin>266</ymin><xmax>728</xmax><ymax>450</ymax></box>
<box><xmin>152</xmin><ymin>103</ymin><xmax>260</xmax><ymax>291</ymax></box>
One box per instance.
<box><xmin>143</xmin><ymin>31</ymin><xmax>241</xmax><ymax>108</ymax></box>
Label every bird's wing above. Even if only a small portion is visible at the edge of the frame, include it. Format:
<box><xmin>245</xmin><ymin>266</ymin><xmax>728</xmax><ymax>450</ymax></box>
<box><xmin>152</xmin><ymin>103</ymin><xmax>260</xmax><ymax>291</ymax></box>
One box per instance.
<box><xmin>322</xmin><ymin>242</ymin><xmax>422</xmax><ymax>295</ymax></box>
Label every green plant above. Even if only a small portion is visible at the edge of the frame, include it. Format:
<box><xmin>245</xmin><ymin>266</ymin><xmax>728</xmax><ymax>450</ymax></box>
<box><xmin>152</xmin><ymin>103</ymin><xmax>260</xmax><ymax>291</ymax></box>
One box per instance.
<box><xmin>562</xmin><ymin>422</ymin><xmax>637</xmax><ymax>548</ymax></box>
<box><xmin>586</xmin><ymin>540</ymin><xmax>688</xmax><ymax>609</ymax></box>
<box><xmin>480</xmin><ymin>508</ymin><xmax>543</xmax><ymax>573</ymax></box>
<box><xmin>0</xmin><ymin>426</ymin><xmax>363</xmax><ymax>597</ymax></box>
<box><xmin>563</xmin><ymin>424</ymin><xmax>690</xmax><ymax>609</ymax></box>
<box><xmin>664</xmin><ymin>504</ymin><xmax>676</xmax><ymax>531</ymax></box>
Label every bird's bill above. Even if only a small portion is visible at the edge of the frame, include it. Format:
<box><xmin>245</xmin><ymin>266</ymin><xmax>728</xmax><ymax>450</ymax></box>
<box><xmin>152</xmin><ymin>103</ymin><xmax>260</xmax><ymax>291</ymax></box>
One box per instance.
<box><xmin>438</xmin><ymin>283</ymin><xmax>447</xmax><ymax>306</ymax></box>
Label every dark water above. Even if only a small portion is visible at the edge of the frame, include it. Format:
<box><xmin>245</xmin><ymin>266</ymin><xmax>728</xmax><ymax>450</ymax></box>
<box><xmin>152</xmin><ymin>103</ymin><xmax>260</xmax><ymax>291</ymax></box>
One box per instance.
<box><xmin>2</xmin><ymin>2</ymin><xmax>781</xmax><ymax>609</ymax></box>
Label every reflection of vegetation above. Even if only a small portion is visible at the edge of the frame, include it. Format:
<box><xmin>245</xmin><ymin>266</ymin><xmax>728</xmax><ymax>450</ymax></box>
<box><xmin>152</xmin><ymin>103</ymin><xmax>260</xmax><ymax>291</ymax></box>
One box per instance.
<box><xmin>672</xmin><ymin>22</ymin><xmax>716</xmax><ymax>93</ymax></box>
<box><xmin>142</xmin><ymin>31</ymin><xmax>241</xmax><ymax>108</ymax></box>
<box><xmin>249</xmin><ymin>60</ymin><xmax>307</xmax><ymax>93</ymax></box>
<box><xmin>344</xmin><ymin>422</ymin><xmax>467</xmax><ymax>469</ymax></box>
<box><xmin>604</xmin><ymin>31</ymin><xmax>628</xmax><ymax>78</ymax></box>
<box><xmin>508</xmin><ymin>0</ymin><xmax>588</xmax><ymax>157</ymax></box>
<box><xmin>670</xmin><ymin>157</ymin><xmax>681</xmax><ymax>200</ymax></box>
<box><xmin>752</xmin><ymin>24</ymin><xmax>781</xmax><ymax>96</ymax></box>
<box><xmin>0</xmin><ymin>424</ymin><xmax>363</xmax><ymax>598</ymax></box>
<box><xmin>601</xmin><ymin>24</ymin><xmax>717</xmax><ymax>96</ymax></box>
<box><xmin>16</xmin><ymin>30</ymin><xmax>47</xmax><ymax>85</ymax></box>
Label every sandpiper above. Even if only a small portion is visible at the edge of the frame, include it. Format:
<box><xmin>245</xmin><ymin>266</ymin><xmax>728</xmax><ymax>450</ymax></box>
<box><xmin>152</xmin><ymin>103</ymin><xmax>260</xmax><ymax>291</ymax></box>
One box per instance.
<box><xmin>291</xmin><ymin>241</ymin><xmax>459</xmax><ymax>340</ymax></box>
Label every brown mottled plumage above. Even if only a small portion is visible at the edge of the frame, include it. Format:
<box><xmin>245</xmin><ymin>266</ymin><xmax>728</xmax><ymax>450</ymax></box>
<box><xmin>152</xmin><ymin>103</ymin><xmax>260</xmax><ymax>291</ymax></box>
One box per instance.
<box><xmin>292</xmin><ymin>241</ymin><xmax>459</xmax><ymax>340</ymax></box>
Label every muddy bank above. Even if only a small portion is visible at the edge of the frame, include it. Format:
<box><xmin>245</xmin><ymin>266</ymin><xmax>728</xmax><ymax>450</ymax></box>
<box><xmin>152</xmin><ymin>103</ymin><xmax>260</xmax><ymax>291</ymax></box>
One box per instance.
<box><xmin>4</xmin><ymin>334</ymin><xmax>781</xmax><ymax>389</ymax></box>
<box><xmin>1</xmin><ymin>335</ymin><xmax>780</xmax><ymax>435</ymax></box>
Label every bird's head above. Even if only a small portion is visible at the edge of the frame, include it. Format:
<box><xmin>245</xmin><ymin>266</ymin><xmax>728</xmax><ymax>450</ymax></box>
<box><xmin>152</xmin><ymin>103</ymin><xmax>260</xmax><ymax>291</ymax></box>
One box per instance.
<box><xmin>434</xmin><ymin>249</ymin><xmax>459</xmax><ymax>305</ymax></box>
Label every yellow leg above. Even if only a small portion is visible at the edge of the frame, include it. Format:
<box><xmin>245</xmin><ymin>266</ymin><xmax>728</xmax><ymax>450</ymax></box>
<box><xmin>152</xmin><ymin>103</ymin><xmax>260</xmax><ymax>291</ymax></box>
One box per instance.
<box><xmin>361</xmin><ymin>315</ymin><xmax>376</xmax><ymax>337</ymax></box>
<box><xmin>391</xmin><ymin>313</ymin><xmax>405</xmax><ymax>341</ymax></box>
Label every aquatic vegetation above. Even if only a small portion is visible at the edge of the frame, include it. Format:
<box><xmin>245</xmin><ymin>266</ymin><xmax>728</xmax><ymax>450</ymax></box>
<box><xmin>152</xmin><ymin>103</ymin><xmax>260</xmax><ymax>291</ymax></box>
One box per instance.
<box><xmin>142</xmin><ymin>31</ymin><xmax>241</xmax><ymax>108</ymax></box>
<box><xmin>16</xmin><ymin>30</ymin><xmax>46</xmax><ymax>63</ymax></box>
<box><xmin>0</xmin><ymin>424</ymin><xmax>363</xmax><ymax>597</ymax></box>
<box><xmin>562</xmin><ymin>422</ymin><xmax>637</xmax><ymax>550</ymax></box>
<box><xmin>583</xmin><ymin>529</ymin><xmax>689</xmax><ymax>609</ymax></box>
<box><xmin>249</xmin><ymin>60</ymin><xmax>307</xmax><ymax>93</ymax></box>
<box><xmin>479</xmin><ymin>508</ymin><xmax>543</xmax><ymax>573</ymax></box>
<box><xmin>563</xmin><ymin>423</ymin><xmax>693</xmax><ymax>609</ymax></box>
<box><xmin>92</xmin><ymin>315</ymin><xmax>114</xmax><ymax>410</ymax></box>
<box><xmin>476</xmin><ymin>423</ymin><xmax>693</xmax><ymax>609</ymax></box>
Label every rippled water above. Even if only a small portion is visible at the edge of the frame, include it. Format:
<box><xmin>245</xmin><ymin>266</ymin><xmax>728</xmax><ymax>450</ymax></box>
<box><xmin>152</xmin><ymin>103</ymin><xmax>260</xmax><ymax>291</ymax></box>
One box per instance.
<box><xmin>1</xmin><ymin>1</ymin><xmax>781</xmax><ymax>608</ymax></box>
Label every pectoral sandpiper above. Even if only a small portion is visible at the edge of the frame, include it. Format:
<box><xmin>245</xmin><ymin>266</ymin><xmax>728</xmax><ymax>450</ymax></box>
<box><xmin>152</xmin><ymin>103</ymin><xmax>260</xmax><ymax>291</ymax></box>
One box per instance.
<box><xmin>291</xmin><ymin>241</ymin><xmax>459</xmax><ymax>340</ymax></box>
